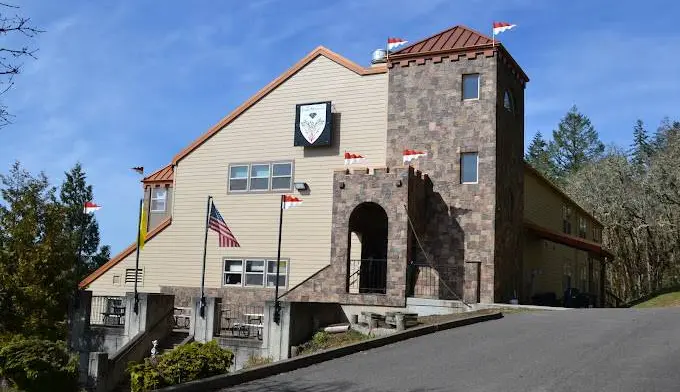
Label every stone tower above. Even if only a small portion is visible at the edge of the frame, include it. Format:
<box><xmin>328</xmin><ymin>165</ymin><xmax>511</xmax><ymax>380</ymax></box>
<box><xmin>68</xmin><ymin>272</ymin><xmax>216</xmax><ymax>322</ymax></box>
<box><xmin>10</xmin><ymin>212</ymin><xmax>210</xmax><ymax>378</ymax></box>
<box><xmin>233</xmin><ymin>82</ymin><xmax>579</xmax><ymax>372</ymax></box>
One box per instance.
<box><xmin>386</xmin><ymin>25</ymin><xmax>529</xmax><ymax>303</ymax></box>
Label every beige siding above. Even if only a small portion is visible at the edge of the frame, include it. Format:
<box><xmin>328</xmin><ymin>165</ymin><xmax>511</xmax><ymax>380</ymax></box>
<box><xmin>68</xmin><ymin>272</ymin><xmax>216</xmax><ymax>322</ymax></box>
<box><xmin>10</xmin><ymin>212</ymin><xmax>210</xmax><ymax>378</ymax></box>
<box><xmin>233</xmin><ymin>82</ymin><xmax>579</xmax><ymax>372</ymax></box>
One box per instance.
<box><xmin>89</xmin><ymin>55</ymin><xmax>387</xmax><ymax>296</ymax></box>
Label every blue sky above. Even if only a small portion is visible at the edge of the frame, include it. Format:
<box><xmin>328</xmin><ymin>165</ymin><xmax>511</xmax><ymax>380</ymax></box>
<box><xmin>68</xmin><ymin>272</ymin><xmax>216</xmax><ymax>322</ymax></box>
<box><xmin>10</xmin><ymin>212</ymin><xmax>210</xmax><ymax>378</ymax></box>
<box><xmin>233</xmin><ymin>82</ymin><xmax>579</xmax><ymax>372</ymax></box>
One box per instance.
<box><xmin>2</xmin><ymin>0</ymin><xmax>679</xmax><ymax>255</ymax></box>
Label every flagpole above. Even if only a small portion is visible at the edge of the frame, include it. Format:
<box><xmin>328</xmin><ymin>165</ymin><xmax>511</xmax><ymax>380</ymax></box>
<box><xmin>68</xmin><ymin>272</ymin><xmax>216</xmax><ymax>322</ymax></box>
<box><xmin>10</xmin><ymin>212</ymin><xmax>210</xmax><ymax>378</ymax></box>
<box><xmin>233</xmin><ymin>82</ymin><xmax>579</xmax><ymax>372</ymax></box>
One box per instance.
<box><xmin>492</xmin><ymin>23</ymin><xmax>495</xmax><ymax>47</ymax></box>
<box><xmin>200</xmin><ymin>195</ymin><xmax>212</xmax><ymax>318</ymax></box>
<box><xmin>273</xmin><ymin>194</ymin><xmax>284</xmax><ymax>324</ymax></box>
<box><xmin>133</xmin><ymin>198</ymin><xmax>143</xmax><ymax>314</ymax></box>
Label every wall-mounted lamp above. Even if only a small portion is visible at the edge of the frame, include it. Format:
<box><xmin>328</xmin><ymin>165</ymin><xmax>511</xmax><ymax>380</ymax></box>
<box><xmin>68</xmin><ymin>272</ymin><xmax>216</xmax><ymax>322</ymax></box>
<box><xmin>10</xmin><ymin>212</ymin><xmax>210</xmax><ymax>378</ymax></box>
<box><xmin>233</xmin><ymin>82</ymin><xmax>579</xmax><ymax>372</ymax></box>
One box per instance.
<box><xmin>294</xmin><ymin>182</ymin><xmax>308</xmax><ymax>191</ymax></box>
<box><xmin>395</xmin><ymin>179</ymin><xmax>403</xmax><ymax>187</ymax></box>
<box><xmin>338</xmin><ymin>181</ymin><xmax>345</xmax><ymax>189</ymax></box>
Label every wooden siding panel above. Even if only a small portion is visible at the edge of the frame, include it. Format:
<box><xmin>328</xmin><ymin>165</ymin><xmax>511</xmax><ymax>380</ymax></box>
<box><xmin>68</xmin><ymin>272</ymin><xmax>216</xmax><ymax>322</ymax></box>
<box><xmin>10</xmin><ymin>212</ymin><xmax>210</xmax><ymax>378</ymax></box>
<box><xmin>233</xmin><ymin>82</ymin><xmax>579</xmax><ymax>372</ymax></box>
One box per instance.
<box><xmin>90</xmin><ymin>56</ymin><xmax>387</xmax><ymax>296</ymax></box>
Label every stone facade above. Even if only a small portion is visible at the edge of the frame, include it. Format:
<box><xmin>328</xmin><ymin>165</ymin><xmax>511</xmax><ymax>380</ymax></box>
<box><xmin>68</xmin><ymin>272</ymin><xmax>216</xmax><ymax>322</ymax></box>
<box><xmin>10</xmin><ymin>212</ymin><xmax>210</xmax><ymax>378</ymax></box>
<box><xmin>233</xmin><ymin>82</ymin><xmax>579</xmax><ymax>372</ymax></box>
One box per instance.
<box><xmin>386</xmin><ymin>48</ymin><xmax>527</xmax><ymax>303</ymax></box>
<box><xmin>160</xmin><ymin>285</ymin><xmax>272</xmax><ymax>309</ymax></box>
<box><xmin>387</xmin><ymin>52</ymin><xmax>499</xmax><ymax>303</ymax></box>
<box><xmin>282</xmin><ymin>167</ymin><xmax>424</xmax><ymax>307</ymax></box>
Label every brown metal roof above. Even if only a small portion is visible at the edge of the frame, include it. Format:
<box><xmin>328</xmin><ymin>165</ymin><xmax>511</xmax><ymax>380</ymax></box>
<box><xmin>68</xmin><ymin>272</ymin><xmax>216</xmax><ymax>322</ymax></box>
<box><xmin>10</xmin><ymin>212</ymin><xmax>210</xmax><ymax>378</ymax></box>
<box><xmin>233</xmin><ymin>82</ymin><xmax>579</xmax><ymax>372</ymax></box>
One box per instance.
<box><xmin>394</xmin><ymin>25</ymin><xmax>493</xmax><ymax>56</ymax></box>
<box><xmin>525</xmin><ymin>220</ymin><xmax>614</xmax><ymax>260</ymax></box>
<box><xmin>142</xmin><ymin>164</ymin><xmax>174</xmax><ymax>184</ymax></box>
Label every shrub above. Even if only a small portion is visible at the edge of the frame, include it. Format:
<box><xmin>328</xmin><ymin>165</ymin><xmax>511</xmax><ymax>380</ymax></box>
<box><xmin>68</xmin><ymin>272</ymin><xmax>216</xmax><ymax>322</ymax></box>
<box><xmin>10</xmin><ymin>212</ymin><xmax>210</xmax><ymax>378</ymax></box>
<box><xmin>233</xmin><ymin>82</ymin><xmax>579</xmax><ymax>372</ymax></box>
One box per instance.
<box><xmin>128</xmin><ymin>341</ymin><xmax>233</xmax><ymax>392</ymax></box>
<box><xmin>242</xmin><ymin>354</ymin><xmax>273</xmax><ymax>369</ymax></box>
<box><xmin>0</xmin><ymin>337</ymin><xmax>79</xmax><ymax>392</ymax></box>
<box><xmin>298</xmin><ymin>330</ymin><xmax>368</xmax><ymax>355</ymax></box>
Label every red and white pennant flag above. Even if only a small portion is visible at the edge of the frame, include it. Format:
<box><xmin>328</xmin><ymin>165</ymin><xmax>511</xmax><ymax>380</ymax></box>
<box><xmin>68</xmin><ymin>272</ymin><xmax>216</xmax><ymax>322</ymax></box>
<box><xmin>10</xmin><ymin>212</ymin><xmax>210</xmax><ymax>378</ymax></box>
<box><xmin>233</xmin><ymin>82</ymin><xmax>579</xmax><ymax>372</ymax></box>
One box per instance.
<box><xmin>387</xmin><ymin>37</ymin><xmax>408</xmax><ymax>50</ymax></box>
<box><xmin>403</xmin><ymin>149</ymin><xmax>428</xmax><ymax>164</ymax></box>
<box><xmin>83</xmin><ymin>202</ymin><xmax>102</xmax><ymax>214</ymax></box>
<box><xmin>344</xmin><ymin>152</ymin><xmax>366</xmax><ymax>165</ymax></box>
<box><xmin>282</xmin><ymin>195</ymin><xmax>303</xmax><ymax>209</ymax></box>
<box><xmin>493</xmin><ymin>22</ymin><xmax>516</xmax><ymax>36</ymax></box>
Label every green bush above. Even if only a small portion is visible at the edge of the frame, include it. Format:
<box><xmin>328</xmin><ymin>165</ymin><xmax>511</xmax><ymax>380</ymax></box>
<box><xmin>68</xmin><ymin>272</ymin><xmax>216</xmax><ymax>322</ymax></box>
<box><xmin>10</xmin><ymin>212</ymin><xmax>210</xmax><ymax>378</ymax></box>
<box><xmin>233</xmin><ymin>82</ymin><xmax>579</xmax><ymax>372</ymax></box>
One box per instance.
<box><xmin>242</xmin><ymin>354</ymin><xmax>273</xmax><ymax>369</ymax></box>
<box><xmin>128</xmin><ymin>341</ymin><xmax>233</xmax><ymax>392</ymax></box>
<box><xmin>0</xmin><ymin>337</ymin><xmax>79</xmax><ymax>392</ymax></box>
<box><xmin>298</xmin><ymin>330</ymin><xmax>368</xmax><ymax>355</ymax></box>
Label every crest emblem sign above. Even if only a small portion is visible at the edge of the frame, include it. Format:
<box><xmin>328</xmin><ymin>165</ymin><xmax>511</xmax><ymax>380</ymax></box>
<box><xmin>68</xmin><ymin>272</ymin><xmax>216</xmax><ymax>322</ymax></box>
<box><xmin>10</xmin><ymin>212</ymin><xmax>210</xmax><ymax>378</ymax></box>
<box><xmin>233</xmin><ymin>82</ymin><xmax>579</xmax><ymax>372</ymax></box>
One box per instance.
<box><xmin>294</xmin><ymin>101</ymin><xmax>332</xmax><ymax>147</ymax></box>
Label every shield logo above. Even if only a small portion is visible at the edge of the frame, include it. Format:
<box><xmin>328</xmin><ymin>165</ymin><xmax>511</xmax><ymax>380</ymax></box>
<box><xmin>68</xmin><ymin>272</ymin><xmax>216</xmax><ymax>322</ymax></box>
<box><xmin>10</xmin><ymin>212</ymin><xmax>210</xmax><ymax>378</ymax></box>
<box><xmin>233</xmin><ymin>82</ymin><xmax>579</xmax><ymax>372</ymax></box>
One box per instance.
<box><xmin>298</xmin><ymin>103</ymin><xmax>327</xmax><ymax>144</ymax></box>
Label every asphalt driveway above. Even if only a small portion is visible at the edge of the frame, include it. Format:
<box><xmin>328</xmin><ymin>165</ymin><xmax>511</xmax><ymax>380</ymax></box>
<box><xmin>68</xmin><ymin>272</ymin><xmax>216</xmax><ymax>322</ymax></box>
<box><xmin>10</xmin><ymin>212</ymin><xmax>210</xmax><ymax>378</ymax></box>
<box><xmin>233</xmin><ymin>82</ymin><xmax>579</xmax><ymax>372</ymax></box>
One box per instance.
<box><xmin>224</xmin><ymin>308</ymin><xmax>680</xmax><ymax>392</ymax></box>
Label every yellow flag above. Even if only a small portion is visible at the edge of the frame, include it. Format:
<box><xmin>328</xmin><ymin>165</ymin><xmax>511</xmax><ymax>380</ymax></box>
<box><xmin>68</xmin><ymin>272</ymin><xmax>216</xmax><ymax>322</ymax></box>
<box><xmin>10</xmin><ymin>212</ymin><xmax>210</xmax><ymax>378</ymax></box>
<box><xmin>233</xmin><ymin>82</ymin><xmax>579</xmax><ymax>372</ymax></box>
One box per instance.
<box><xmin>139</xmin><ymin>202</ymin><xmax>147</xmax><ymax>250</ymax></box>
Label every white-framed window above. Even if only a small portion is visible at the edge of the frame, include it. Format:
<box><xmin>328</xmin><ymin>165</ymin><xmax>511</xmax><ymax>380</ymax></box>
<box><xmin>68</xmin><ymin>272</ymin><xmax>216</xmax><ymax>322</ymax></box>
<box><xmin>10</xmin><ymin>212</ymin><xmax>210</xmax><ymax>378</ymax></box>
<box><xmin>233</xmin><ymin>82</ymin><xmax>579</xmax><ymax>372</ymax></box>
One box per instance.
<box><xmin>222</xmin><ymin>258</ymin><xmax>288</xmax><ymax>288</ymax></box>
<box><xmin>150</xmin><ymin>187</ymin><xmax>167</xmax><ymax>212</ymax></box>
<box><xmin>249</xmin><ymin>164</ymin><xmax>270</xmax><ymax>191</ymax></box>
<box><xmin>460</xmin><ymin>152</ymin><xmax>479</xmax><ymax>184</ymax></box>
<box><xmin>125</xmin><ymin>268</ymin><xmax>143</xmax><ymax>285</ymax></box>
<box><xmin>228</xmin><ymin>161</ymin><xmax>293</xmax><ymax>193</ymax></box>
<box><xmin>462</xmin><ymin>73</ymin><xmax>480</xmax><ymax>100</ymax></box>
<box><xmin>112</xmin><ymin>274</ymin><xmax>121</xmax><ymax>285</ymax></box>
<box><xmin>271</xmin><ymin>162</ymin><xmax>293</xmax><ymax>190</ymax></box>
<box><xmin>223</xmin><ymin>259</ymin><xmax>243</xmax><ymax>285</ymax></box>
<box><xmin>563</xmin><ymin>205</ymin><xmax>573</xmax><ymax>235</ymax></box>
<box><xmin>229</xmin><ymin>165</ymin><xmax>248</xmax><ymax>192</ymax></box>
<box><xmin>267</xmin><ymin>260</ymin><xmax>288</xmax><ymax>287</ymax></box>
<box><xmin>578</xmin><ymin>216</ymin><xmax>587</xmax><ymax>238</ymax></box>
<box><xmin>503</xmin><ymin>89</ymin><xmax>514</xmax><ymax>112</ymax></box>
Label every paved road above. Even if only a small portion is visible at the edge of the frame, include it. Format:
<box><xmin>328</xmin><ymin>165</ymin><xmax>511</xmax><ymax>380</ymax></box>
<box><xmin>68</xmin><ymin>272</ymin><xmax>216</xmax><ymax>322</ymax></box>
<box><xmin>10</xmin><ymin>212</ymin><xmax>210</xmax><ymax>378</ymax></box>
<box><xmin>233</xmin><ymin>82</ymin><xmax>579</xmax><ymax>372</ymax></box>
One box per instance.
<box><xmin>225</xmin><ymin>308</ymin><xmax>680</xmax><ymax>392</ymax></box>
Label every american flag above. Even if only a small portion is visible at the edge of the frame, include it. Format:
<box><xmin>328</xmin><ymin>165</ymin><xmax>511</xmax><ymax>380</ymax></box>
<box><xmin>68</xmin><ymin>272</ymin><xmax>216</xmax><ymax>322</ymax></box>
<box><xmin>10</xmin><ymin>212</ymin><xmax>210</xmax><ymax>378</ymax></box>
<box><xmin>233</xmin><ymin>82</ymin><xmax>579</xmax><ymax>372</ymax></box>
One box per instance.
<box><xmin>209</xmin><ymin>201</ymin><xmax>240</xmax><ymax>247</ymax></box>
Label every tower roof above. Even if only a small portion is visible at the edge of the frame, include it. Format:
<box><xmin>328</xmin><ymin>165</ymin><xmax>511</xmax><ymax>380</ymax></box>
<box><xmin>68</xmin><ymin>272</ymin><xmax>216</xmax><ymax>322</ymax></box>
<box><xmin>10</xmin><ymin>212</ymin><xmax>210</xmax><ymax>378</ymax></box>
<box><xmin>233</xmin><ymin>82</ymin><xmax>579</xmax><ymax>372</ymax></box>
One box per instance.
<box><xmin>393</xmin><ymin>25</ymin><xmax>493</xmax><ymax>56</ymax></box>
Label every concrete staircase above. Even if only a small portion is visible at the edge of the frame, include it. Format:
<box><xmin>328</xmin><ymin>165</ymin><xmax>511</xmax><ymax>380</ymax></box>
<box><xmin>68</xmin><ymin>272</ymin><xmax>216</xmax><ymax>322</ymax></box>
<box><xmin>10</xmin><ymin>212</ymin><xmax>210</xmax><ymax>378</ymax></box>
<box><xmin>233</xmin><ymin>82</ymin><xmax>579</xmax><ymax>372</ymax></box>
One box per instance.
<box><xmin>159</xmin><ymin>329</ymin><xmax>190</xmax><ymax>353</ymax></box>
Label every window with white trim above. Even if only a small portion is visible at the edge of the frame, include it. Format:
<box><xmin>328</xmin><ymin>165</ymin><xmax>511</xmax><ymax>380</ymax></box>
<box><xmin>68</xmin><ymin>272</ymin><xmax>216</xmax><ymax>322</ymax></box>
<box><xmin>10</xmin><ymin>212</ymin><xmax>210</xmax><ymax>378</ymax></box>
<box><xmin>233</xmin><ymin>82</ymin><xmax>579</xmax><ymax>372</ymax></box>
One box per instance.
<box><xmin>462</xmin><ymin>74</ymin><xmax>480</xmax><ymax>100</ymax></box>
<box><xmin>249</xmin><ymin>164</ymin><xmax>270</xmax><ymax>191</ymax></box>
<box><xmin>272</xmin><ymin>163</ymin><xmax>293</xmax><ymax>190</ymax></box>
<box><xmin>151</xmin><ymin>188</ymin><xmax>167</xmax><ymax>212</ymax></box>
<box><xmin>460</xmin><ymin>152</ymin><xmax>478</xmax><ymax>184</ymax></box>
<box><xmin>222</xmin><ymin>258</ymin><xmax>288</xmax><ymax>288</ymax></box>
<box><xmin>228</xmin><ymin>162</ymin><xmax>293</xmax><ymax>193</ymax></box>
<box><xmin>563</xmin><ymin>205</ymin><xmax>573</xmax><ymax>235</ymax></box>
<box><xmin>229</xmin><ymin>165</ymin><xmax>248</xmax><ymax>191</ymax></box>
<box><xmin>223</xmin><ymin>259</ymin><xmax>243</xmax><ymax>285</ymax></box>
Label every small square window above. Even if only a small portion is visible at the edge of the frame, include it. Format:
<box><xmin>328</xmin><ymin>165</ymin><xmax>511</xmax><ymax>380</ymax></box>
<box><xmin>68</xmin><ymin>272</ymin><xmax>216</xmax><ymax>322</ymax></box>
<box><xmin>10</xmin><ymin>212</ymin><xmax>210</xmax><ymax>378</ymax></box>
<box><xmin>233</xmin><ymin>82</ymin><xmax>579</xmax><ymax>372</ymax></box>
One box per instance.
<box><xmin>229</xmin><ymin>165</ymin><xmax>248</xmax><ymax>191</ymax></box>
<box><xmin>460</xmin><ymin>152</ymin><xmax>478</xmax><ymax>184</ymax></box>
<box><xmin>150</xmin><ymin>188</ymin><xmax>167</xmax><ymax>212</ymax></box>
<box><xmin>462</xmin><ymin>74</ymin><xmax>480</xmax><ymax>100</ymax></box>
<box><xmin>112</xmin><ymin>275</ymin><xmax>121</xmax><ymax>285</ymax></box>
<box><xmin>224</xmin><ymin>259</ymin><xmax>243</xmax><ymax>285</ymax></box>
<box><xmin>250</xmin><ymin>164</ymin><xmax>270</xmax><ymax>191</ymax></box>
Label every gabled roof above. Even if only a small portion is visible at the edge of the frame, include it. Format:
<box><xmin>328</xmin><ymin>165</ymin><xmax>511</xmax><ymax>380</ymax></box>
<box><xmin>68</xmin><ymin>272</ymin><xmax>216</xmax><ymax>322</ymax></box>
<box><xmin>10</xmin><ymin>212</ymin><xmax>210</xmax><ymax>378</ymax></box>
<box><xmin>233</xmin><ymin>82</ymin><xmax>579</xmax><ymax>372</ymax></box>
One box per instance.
<box><xmin>172</xmin><ymin>46</ymin><xmax>387</xmax><ymax>165</ymax></box>
<box><xmin>142</xmin><ymin>164</ymin><xmax>174</xmax><ymax>184</ymax></box>
<box><xmin>394</xmin><ymin>25</ymin><xmax>493</xmax><ymax>56</ymax></box>
<box><xmin>78</xmin><ymin>217</ymin><xmax>172</xmax><ymax>289</ymax></box>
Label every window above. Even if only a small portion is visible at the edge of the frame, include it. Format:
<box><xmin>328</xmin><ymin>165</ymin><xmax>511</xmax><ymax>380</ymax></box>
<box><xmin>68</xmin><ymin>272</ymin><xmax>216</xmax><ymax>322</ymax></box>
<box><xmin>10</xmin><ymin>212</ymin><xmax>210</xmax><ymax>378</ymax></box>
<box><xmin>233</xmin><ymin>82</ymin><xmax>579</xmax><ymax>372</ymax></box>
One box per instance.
<box><xmin>503</xmin><ymin>90</ymin><xmax>514</xmax><ymax>112</ymax></box>
<box><xmin>229</xmin><ymin>165</ymin><xmax>248</xmax><ymax>191</ymax></box>
<box><xmin>460</xmin><ymin>152</ymin><xmax>478</xmax><ymax>184</ymax></box>
<box><xmin>462</xmin><ymin>74</ymin><xmax>480</xmax><ymax>100</ymax></box>
<box><xmin>249</xmin><ymin>164</ymin><xmax>270</xmax><ymax>191</ymax></box>
<box><xmin>272</xmin><ymin>163</ymin><xmax>293</xmax><ymax>190</ymax></box>
<box><xmin>222</xmin><ymin>258</ymin><xmax>288</xmax><ymax>288</ymax></box>
<box><xmin>562</xmin><ymin>205</ymin><xmax>573</xmax><ymax>234</ymax></box>
<box><xmin>112</xmin><ymin>275</ymin><xmax>121</xmax><ymax>285</ymax></box>
<box><xmin>593</xmin><ymin>226</ymin><xmax>602</xmax><ymax>243</ymax></box>
<box><xmin>223</xmin><ymin>259</ymin><xmax>243</xmax><ymax>285</ymax></box>
<box><xmin>228</xmin><ymin>162</ymin><xmax>293</xmax><ymax>193</ymax></box>
<box><xmin>578</xmin><ymin>216</ymin><xmax>587</xmax><ymax>238</ymax></box>
<box><xmin>125</xmin><ymin>268</ymin><xmax>143</xmax><ymax>285</ymax></box>
<box><xmin>245</xmin><ymin>259</ymin><xmax>265</xmax><ymax>286</ymax></box>
<box><xmin>267</xmin><ymin>260</ymin><xmax>288</xmax><ymax>287</ymax></box>
<box><xmin>150</xmin><ymin>187</ymin><xmax>167</xmax><ymax>212</ymax></box>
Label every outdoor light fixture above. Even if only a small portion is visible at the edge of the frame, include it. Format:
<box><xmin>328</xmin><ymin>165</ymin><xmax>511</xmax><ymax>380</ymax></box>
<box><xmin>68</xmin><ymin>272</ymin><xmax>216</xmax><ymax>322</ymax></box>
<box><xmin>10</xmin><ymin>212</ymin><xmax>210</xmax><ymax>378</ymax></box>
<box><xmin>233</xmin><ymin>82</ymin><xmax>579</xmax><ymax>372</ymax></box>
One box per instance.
<box><xmin>294</xmin><ymin>182</ymin><xmax>308</xmax><ymax>191</ymax></box>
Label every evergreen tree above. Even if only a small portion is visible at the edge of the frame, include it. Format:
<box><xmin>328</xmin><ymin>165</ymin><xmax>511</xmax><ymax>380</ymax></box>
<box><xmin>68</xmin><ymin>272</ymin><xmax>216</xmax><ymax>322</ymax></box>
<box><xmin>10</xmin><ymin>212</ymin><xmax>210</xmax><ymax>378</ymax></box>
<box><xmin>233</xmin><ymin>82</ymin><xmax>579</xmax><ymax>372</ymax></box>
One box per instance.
<box><xmin>651</xmin><ymin>117</ymin><xmax>680</xmax><ymax>153</ymax></box>
<box><xmin>550</xmin><ymin>105</ymin><xmax>605</xmax><ymax>178</ymax></box>
<box><xmin>525</xmin><ymin>131</ymin><xmax>558</xmax><ymax>181</ymax></box>
<box><xmin>59</xmin><ymin>163</ymin><xmax>109</xmax><ymax>278</ymax></box>
<box><xmin>0</xmin><ymin>162</ymin><xmax>74</xmax><ymax>339</ymax></box>
<box><xmin>630</xmin><ymin>119</ymin><xmax>651</xmax><ymax>168</ymax></box>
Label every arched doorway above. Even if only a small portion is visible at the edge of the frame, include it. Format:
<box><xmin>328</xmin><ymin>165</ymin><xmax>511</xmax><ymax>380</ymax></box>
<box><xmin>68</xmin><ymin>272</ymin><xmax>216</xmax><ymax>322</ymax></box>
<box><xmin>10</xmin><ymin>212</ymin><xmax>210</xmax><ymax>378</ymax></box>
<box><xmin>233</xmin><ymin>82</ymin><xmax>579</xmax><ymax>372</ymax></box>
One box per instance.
<box><xmin>347</xmin><ymin>202</ymin><xmax>388</xmax><ymax>294</ymax></box>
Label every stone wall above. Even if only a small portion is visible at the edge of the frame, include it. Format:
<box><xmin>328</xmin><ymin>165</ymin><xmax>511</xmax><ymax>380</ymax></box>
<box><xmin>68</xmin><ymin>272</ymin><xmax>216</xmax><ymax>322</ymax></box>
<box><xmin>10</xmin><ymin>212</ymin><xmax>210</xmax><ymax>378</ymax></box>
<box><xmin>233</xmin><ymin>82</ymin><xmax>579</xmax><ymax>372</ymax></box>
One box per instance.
<box><xmin>387</xmin><ymin>52</ymin><xmax>498</xmax><ymax>303</ymax></box>
<box><xmin>160</xmin><ymin>285</ymin><xmax>272</xmax><ymax>309</ymax></box>
<box><xmin>493</xmin><ymin>50</ymin><xmax>526</xmax><ymax>302</ymax></box>
<box><xmin>282</xmin><ymin>167</ymin><xmax>414</xmax><ymax>307</ymax></box>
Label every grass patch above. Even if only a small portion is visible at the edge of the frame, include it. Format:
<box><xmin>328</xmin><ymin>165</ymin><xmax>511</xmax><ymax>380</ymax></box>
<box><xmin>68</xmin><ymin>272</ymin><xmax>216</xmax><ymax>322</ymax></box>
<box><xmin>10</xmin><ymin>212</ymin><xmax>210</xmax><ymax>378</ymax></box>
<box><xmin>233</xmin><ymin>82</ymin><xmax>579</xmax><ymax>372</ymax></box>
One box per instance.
<box><xmin>298</xmin><ymin>330</ymin><xmax>370</xmax><ymax>356</ymax></box>
<box><xmin>633</xmin><ymin>291</ymin><xmax>680</xmax><ymax>308</ymax></box>
<box><xmin>242</xmin><ymin>354</ymin><xmax>273</xmax><ymax>369</ymax></box>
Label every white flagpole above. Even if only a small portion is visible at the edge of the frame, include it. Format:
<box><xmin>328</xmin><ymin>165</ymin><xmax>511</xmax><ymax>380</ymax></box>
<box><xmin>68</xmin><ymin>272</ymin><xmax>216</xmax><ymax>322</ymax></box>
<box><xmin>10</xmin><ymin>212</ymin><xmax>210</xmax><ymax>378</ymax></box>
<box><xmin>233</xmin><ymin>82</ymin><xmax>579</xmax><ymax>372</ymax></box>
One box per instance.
<box><xmin>492</xmin><ymin>23</ymin><xmax>495</xmax><ymax>47</ymax></box>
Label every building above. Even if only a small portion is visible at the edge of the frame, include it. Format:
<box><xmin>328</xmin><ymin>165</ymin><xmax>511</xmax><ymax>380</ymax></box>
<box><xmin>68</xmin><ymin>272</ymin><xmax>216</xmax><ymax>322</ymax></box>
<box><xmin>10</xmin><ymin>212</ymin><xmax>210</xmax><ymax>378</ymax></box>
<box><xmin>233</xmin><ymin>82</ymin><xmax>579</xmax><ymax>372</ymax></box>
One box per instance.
<box><xmin>80</xmin><ymin>25</ymin><xmax>612</xmax><ymax>311</ymax></box>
